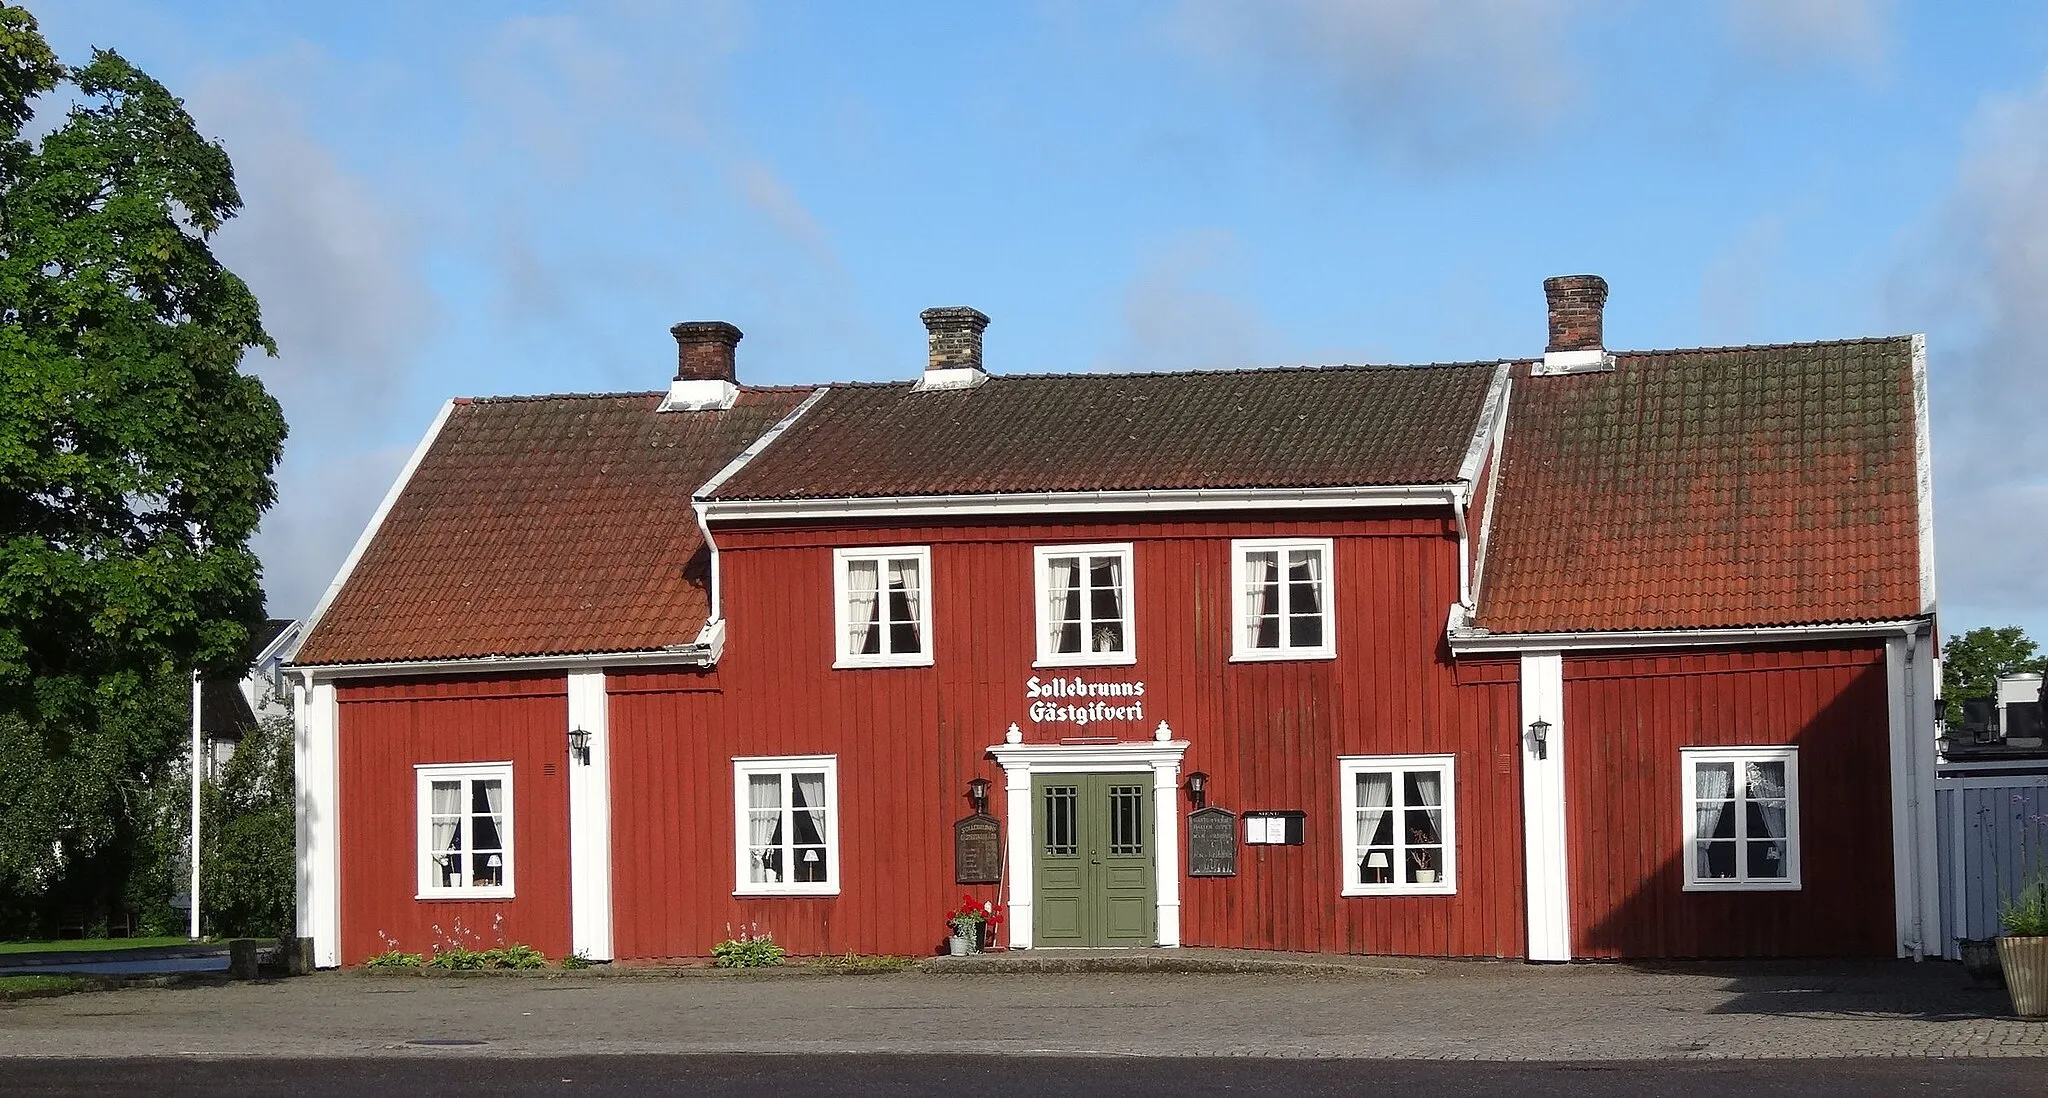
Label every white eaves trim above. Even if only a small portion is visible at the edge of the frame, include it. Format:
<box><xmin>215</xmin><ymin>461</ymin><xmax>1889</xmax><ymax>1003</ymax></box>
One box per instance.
<box><xmin>698</xmin><ymin>483</ymin><xmax>1461</xmax><ymax>523</ymax></box>
<box><xmin>1454</xmin><ymin>362</ymin><xmax>1514</xmax><ymax>493</ymax></box>
<box><xmin>293</xmin><ymin>638</ymin><xmax>719</xmax><ymax>681</ymax></box>
<box><xmin>1912</xmin><ymin>334</ymin><xmax>1937</xmax><ymax>617</ymax></box>
<box><xmin>1445</xmin><ymin>605</ymin><xmax>1927</xmax><ymax>655</ymax></box>
<box><xmin>293</xmin><ymin>399</ymin><xmax>458</xmax><ymax>666</ymax></box>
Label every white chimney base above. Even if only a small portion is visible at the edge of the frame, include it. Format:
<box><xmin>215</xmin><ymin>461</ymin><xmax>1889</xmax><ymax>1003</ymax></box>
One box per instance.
<box><xmin>1534</xmin><ymin>349</ymin><xmax>1615</xmax><ymax>376</ymax></box>
<box><xmin>659</xmin><ymin>378</ymin><xmax>740</xmax><ymax>411</ymax></box>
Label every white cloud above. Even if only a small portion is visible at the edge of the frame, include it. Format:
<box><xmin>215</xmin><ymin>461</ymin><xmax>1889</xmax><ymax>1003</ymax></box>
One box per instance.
<box><xmin>183</xmin><ymin>53</ymin><xmax>440</xmax><ymax>618</ymax></box>
<box><xmin>1892</xmin><ymin>68</ymin><xmax>2048</xmax><ymax>635</ymax></box>
<box><xmin>1103</xmin><ymin>232</ymin><xmax>1276</xmax><ymax>371</ymax></box>
<box><xmin>1168</xmin><ymin>0</ymin><xmax>1588</xmax><ymax>167</ymax></box>
<box><xmin>1725</xmin><ymin>0</ymin><xmax>1893</xmax><ymax>71</ymax></box>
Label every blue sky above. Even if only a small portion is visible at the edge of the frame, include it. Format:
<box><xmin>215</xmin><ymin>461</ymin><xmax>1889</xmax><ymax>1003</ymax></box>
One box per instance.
<box><xmin>35</xmin><ymin>0</ymin><xmax>2048</xmax><ymax>643</ymax></box>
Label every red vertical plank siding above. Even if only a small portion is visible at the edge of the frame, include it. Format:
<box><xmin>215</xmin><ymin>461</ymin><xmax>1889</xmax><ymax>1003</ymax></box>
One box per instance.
<box><xmin>1564</xmin><ymin>644</ymin><xmax>1894</xmax><ymax>958</ymax></box>
<box><xmin>598</xmin><ymin>512</ymin><xmax>1527</xmax><ymax>959</ymax></box>
<box><xmin>335</xmin><ymin>673</ymin><xmax>571</xmax><ymax>965</ymax></box>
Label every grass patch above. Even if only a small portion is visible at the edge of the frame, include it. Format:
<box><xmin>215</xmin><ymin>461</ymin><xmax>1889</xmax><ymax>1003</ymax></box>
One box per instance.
<box><xmin>801</xmin><ymin>953</ymin><xmax>916</xmax><ymax>972</ymax></box>
<box><xmin>0</xmin><ymin>975</ymin><xmax>88</xmax><ymax>994</ymax></box>
<box><xmin>0</xmin><ymin>937</ymin><xmax>192</xmax><ymax>955</ymax></box>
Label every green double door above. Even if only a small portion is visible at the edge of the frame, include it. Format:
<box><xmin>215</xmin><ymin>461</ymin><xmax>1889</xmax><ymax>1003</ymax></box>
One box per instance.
<box><xmin>1032</xmin><ymin>773</ymin><xmax>1156</xmax><ymax>947</ymax></box>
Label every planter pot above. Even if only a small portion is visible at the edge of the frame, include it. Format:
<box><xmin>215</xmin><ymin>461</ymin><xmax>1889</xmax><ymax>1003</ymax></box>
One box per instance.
<box><xmin>1996</xmin><ymin>935</ymin><xmax>2048</xmax><ymax>1017</ymax></box>
<box><xmin>1959</xmin><ymin>937</ymin><xmax>2006</xmax><ymax>987</ymax></box>
<box><xmin>946</xmin><ymin>936</ymin><xmax>972</xmax><ymax>957</ymax></box>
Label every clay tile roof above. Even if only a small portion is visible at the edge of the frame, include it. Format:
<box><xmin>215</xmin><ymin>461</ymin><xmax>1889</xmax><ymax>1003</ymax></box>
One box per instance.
<box><xmin>1475</xmin><ymin>337</ymin><xmax>1923</xmax><ymax>633</ymax></box>
<box><xmin>294</xmin><ymin>388</ymin><xmax>812</xmax><ymax>666</ymax></box>
<box><xmin>707</xmin><ymin>363</ymin><xmax>1501</xmax><ymax>500</ymax></box>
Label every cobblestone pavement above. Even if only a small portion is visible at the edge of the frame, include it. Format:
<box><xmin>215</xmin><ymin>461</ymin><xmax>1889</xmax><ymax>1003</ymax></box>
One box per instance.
<box><xmin>1</xmin><ymin>958</ymin><xmax>2041</xmax><ymax>1061</ymax></box>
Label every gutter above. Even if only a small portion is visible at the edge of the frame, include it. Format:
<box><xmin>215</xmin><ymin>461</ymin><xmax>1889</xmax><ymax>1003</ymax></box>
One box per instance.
<box><xmin>1445</xmin><ymin>605</ymin><xmax>1928</xmax><ymax>654</ymax></box>
<box><xmin>291</xmin><ymin>634</ymin><xmax>722</xmax><ymax>681</ymax></box>
<box><xmin>696</xmin><ymin>483</ymin><xmax>1463</xmax><ymax>524</ymax></box>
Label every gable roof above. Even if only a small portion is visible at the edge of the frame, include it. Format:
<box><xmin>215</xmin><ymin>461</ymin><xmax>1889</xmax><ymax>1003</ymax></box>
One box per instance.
<box><xmin>706</xmin><ymin>363</ymin><xmax>1501</xmax><ymax>501</ymax></box>
<box><xmin>293</xmin><ymin>389</ymin><xmax>811</xmax><ymax>667</ymax></box>
<box><xmin>1474</xmin><ymin>337</ymin><xmax>1924</xmax><ymax>634</ymax></box>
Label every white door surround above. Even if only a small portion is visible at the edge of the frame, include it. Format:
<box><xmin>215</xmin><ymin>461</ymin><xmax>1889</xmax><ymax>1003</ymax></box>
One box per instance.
<box><xmin>1520</xmin><ymin>650</ymin><xmax>1571</xmax><ymax>961</ymax></box>
<box><xmin>988</xmin><ymin>724</ymin><xmax>1189</xmax><ymax>949</ymax></box>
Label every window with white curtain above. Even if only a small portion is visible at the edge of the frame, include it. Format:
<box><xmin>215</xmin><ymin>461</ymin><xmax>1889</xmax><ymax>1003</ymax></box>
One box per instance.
<box><xmin>415</xmin><ymin>762</ymin><xmax>513</xmax><ymax>899</ymax></box>
<box><xmin>1682</xmin><ymin>746</ymin><xmax>1800</xmax><ymax>891</ymax></box>
<box><xmin>1339</xmin><ymin>754</ymin><xmax>1455</xmax><ymax>896</ymax></box>
<box><xmin>1033</xmin><ymin>543</ymin><xmax>1135</xmax><ymax>666</ymax></box>
<box><xmin>733</xmin><ymin>755</ymin><xmax>840</xmax><ymax>896</ymax></box>
<box><xmin>832</xmin><ymin>547</ymin><xmax>932</xmax><ymax>668</ymax></box>
<box><xmin>1231</xmin><ymin>538</ymin><xmax>1335</xmax><ymax>660</ymax></box>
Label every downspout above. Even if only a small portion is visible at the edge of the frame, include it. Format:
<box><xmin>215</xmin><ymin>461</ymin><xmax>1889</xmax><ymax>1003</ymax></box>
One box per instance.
<box><xmin>693</xmin><ymin>499</ymin><xmax>722</xmax><ymax>622</ymax></box>
<box><xmin>1452</xmin><ymin>492</ymin><xmax>1473</xmax><ymax>611</ymax></box>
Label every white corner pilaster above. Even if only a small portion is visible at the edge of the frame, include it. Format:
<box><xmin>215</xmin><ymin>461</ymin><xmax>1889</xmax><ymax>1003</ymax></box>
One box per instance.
<box><xmin>1519</xmin><ymin>651</ymin><xmax>1570</xmax><ymax>962</ymax></box>
<box><xmin>1887</xmin><ymin>631</ymin><xmax>1941</xmax><ymax>959</ymax></box>
<box><xmin>567</xmin><ymin>670</ymin><xmax>614</xmax><ymax>961</ymax></box>
<box><xmin>1003</xmin><ymin>765</ymin><xmax>1034</xmax><ymax>949</ymax></box>
<box><xmin>295</xmin><ymin>677</ymin><xmax>341</xmax><ymax>968</ymax></box>
<box><xmin>1152</xmin><ymin>761</ymin><xmax>1183</xmax><ymax>947</ymax></box>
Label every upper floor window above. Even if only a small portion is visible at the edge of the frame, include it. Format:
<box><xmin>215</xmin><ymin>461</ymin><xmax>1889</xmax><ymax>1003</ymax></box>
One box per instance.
<box><xmin>1339</xmin><ymin>754</ymin><xmax>1455</xmax><ymax>897</ymax></box>
<box><xmin>1034</xmin><ymin>543</ymin><xmax>1135</xmax><ymax>667</ymax></box>
<box><xmin>833</xmin><ymin>547</ymin><xmax>932</xmax><ymax>668</ymax></box>
<box><xmin>1232</xmin><ymin>538</ymin><xmax>1335</xmax><ymax>661</ymax></box>
<box><xmin>416</xmin><ymin>762</ymin><xmax>514</xmax><ymax>899</ymax></box>
<box><xmin>734</xmin><ymin>755</ymin><xmax>840</xmax><ymax>896</ymax></box>
<box><xmin>1682</xmin><ymin>746</ymin><xmax>1800</xmax><ymax>891</ymax></box>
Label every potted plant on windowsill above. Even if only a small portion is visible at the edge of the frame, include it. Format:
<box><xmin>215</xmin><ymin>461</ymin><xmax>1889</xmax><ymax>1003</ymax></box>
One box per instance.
<box><xmin>1998</xmin><ymin>875</ymin><xmax>2048</xmax><ymax>1017</ymax></box>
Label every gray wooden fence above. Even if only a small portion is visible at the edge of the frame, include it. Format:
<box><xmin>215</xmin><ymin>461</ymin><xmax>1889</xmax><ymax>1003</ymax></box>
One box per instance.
<box><xmin>1936</xmin><ymin>770</ymin><xmax>2048</xmax><ymax>959</ymax></box>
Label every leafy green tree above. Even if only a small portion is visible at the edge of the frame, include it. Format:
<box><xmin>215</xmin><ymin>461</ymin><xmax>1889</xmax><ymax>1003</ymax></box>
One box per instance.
<box><xmin>201</xmin><ymin>712</ymin><xmax>295</xmax><ymax>939</ymax></box>
<box><xmin>1943</xmin><ymin>626</ymin><xmax>2048</xmax><ymax>725</ymax></box>
<box><xmin>0</xmin><ymin>5</ymin><xmax>284</xmax><ymax>926</ymax></box>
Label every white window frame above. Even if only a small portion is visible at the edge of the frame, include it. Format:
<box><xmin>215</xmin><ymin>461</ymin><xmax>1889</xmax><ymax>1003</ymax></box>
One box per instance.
<box><xmin>1682</xmin><ymin>745</ymin><xmax>1801</xmax><ymax>892</ymax></box>
<box><xmin>415</xmin><ymin>762</ymin><xmax>515</xmax><ymax>900</ymax></box>
<box><xmin>732</xmin><ymin>755</ymin><xmax>841</xmax><ymax>897</ymax></box>
<box><xmin>1339</xmin><ymin>754</ymin><xmax>1456</xmax><ymax>897</ymax></box>
<box><xmin>1230</xmin><ymin>537</ymin><xmax>1336</xmax><ymax>662</ymax></box>
<box><xmin>832</xmin><ymin>546</ymin><xmax>934</xmax><ymax>669</ymax></box>
<box><xmin>1032</xmin><ymin>542</ymin><xmax>1137</xmax><ymax>667</ymax></box>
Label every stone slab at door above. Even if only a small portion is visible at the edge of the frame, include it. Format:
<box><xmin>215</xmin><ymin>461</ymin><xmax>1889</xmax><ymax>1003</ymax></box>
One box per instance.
<box><xmin>1032</xmin><ymin>773</ymin><xmax>1155</xmax><ymax>946</ymax></box>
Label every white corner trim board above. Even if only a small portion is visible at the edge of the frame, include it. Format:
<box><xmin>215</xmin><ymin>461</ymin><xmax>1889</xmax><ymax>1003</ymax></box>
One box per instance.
<box><xmin>566</xmin><ymin>671</ymin><xmax>614</xmax><ymax>961</ymax></box>
<box><xmin>294</xmin><ymin>678</ymin><xmax>341</xmax><ymax>968</ymax></box>
<box><xmin>1519</xmin><ymin>651</ymin><xmax>1570</xmax><ymax>962</ymax></box>
<box><xmin>1887</xmin><ymin>629</ymin><xmax>1942</xmax><ymax>960</ymax></box>
<box><xmin>987</xmin><ymin>739</ymin><xmax>1191</xmax><ymax>950</ymax></box>
<box><xmin>1911</xmin><ymin>334</ymin><xmax>1937</xmax><ymax>616</ymax></box>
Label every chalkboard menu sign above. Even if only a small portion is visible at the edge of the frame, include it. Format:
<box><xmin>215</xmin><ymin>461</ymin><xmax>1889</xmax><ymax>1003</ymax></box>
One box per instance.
<box><xmin>1187</xmin><ymin>806</ymin><xmax>1239</xmax><ymax>877</ymax></box>
<box><xmin>954</xmin><ymin>813</ymin><xmax>1001</xmax><ymax>884</ymax></box>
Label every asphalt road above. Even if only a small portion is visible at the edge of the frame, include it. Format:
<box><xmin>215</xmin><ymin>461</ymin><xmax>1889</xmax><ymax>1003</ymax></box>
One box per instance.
<box><xmin>5</xmin><ymin>1054</ymin><xmax>2044</xmax><ymax>1096</ymax></box>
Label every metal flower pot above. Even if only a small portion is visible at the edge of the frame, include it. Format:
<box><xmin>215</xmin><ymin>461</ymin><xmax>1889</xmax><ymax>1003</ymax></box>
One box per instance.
<box><xmin>946</xmin><ymin>935</ymin><xmax>972</xmax><ymax>957</ymax></box>
<box><xmin>1996</xmin><ymin>936</ymin><xmax>2048</xmax><ymax>1017</ymax></box>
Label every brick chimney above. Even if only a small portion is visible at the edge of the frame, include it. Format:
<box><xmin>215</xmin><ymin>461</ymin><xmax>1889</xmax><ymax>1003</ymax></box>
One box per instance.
<box><xmin>659</xmin><ymin>321</ymin><xmax>742</xmax><ymax>411</ymax></box>
<box><xmin>1536</xmin><ymin>275</ymin><xmax>1615</xmax><ymax>376</ymax></box>
<box><xmin>916</xmin><ymin>306</ymin><xmax>990</xmax><ymax>390</ymax></box>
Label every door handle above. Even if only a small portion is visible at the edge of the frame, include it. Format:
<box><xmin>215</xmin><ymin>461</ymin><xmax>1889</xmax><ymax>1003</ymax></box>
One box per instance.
<box><xmin>1089</xmin><ymin>851</ymin><xmax>1101</xmax><ymax>864</ymax></box>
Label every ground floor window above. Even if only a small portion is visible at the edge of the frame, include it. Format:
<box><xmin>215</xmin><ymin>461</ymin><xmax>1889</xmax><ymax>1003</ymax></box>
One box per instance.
<box><xmin>733</xmin><ymin>755</ymin><xmax>840</xmax><ymax>896</ymax></box>
<box><xmin>1339</xmin><ymin>754</ymin><xmax>1455</xmax><ymax>896</ymax></box>
<box><xmin>415</xmin><ymin>762</ymin><xmax>513</xmax><ymax>898</ymax></box>
<box><xmin>1682</xmin><ymin>746</ymin><xmax>1800</xmax><ymax>891</ymax></box>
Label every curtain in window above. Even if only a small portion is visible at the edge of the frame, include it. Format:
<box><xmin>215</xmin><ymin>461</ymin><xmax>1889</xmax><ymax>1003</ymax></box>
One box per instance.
<box><xmin>1746</xmin><ymin>761</ymin><xmax>1788</xmax><ymax>877</ymax></box>
<box><xmin>792</xmin><ymin>772</ymin><xmax>829</xmax><ymax>883</ymax></box>
<box><xmin>431</xmin><ymin>781</ymin><xmax>462</xmax><ymax>887</ymax></box>
<box><xmin>748</xmin><ymin>774</ymin><xmax>783</xmax><ymax>883</ymax></box>
<box><xmin>1089</xmin><ymin>555</ymin><xmax>1125</xmax><ymax>652</ymax></box>
<box><xmin>1410</xmin><ymin>769</ymin><xmax>1442</xmax><ymax>837</ymax></box>
<box><xmin>1694</xmin><ymin>762</ymin><xmax>1735</xmax><ymax>879</ymax></box>
<box><xmin>846</xmin><ymin>560</ymin><xmax>881</xmax><ymax>655</ymax></box>
<box><xmin>1048</xmin><ymin>557</ymin><xmax>1081</xmax><ymax>652</ymax></box>
<box><xmin>1287</xmin><ymin>549</ymin><xmax>1323</xmax><ymax>648</ymax></box>
<box><xmin>472</xmin><ymin>780</ymin><xmax>504</xmax><ymax>885</ymax></box>
<box><xmin>887</xmin><ymin>558</ymin><xmax>921</xmax><ymax>654</ymax></box>
<box><xmin>1356</xmin><ymin>772</ymin><xmax>1393</xmax><ymax>884</ymax></box>
<box><xmin>1247</xmin><ymin>551</ymin><xmax>1279</xmax><ymax>649</ymax></box>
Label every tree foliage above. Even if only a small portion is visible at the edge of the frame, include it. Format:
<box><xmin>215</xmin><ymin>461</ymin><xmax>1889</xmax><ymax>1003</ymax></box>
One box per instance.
<box><xmin>0</xmin><ymin>4</ymin><xmax>284</xmax><ymax>924</ymax></box>
<box><xmin>201</xmin><ymin>711</ymin><xmax>295</xmax><ymax>939</ymax></box>
<box><xmin>1943</xmin><ymin>626</ymin><xmax>2047</xmax><ymax>725</ymax></box>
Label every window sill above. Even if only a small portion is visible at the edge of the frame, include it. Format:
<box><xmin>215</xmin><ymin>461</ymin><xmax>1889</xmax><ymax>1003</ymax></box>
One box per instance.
<box><xmin>1229</xmin><ymin>649</ymin><xmax>1336</xmax><ymax>664</ymax></box>
<box><xmin>1342</xmin><ymin>883</ymin><xmax>1457</xmax><ymax>898</ymax></box>
<box><xmin>1033</xmin><ymin>652</ymin><xmax>1139</xmax><ymax>669</ymax></box>
<box><xmin>1683</xmin><ymin>879</ymin><xmax>1801</xmax><ymax>893</ymax></box>
<box><xmin>832</xmin><ymin>655</ymin><xmax>934</xmax><ymax>670</ymax></box>
<box><xmin>416</xmin><ymin>889</ymin><xmax>515</xmax><ymax>901</ymax></box>
<box><xmin>733</xmin><ymin>886</ymin><xmax>842</xmax><ymax>898</ymax></box>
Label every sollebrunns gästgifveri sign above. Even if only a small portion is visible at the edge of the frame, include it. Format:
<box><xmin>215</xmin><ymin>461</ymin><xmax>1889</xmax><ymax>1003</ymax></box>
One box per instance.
<box><xmin>1024</xmin><ymin>675</ymin><xmax>1145</xmax><ymax>727</ymax></box>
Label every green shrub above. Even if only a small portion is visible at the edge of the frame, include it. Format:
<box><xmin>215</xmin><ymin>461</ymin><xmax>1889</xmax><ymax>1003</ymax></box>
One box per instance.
<box><xmin>560</xmin><ymin>950</ymin><xmax>592</xmax><ymax>970</ymax></box>
<box><xmin>482</xmin><ymin>944</ymin><xmax>547</xmax><ymax>970</ymax></box>
<box><xmin>2004</xmin><ymin>880</ymin><xmax>2048</xmax><ymax>937</ymax></box>
<box><xmin>711</xmin><ymin>927</ymin><xmax>785</xmax><ymax>968</ymax></box>
<box><xmin>365</xmin><ymin>949</ymin><xmax>423</xmax><ymax>969</ymax></box>
<box><xmin>426</xmin><ymin>945</ymin><xmax>489</xmax><ymax>971</ymax></box>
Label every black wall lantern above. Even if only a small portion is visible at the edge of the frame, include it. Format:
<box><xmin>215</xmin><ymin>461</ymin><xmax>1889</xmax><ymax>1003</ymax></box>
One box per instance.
<box><xmin>1186</xmin><ymin>770</ymin><xmax>1209</xmax><ymax>809</ymax></box>
<box><xmin>1527</xmin><ymin>718</ymin><xmax>1551</xmax><ymax>761</ymax></box>
<box><xmin>568</xmin><ymin>727</ymin><xmax>592</xmax><ymax>766</ymax></box>
<box><xmin>967</xmin><ymin>777</ymin><xmax>992</xmax><ymax>815</ymax></box>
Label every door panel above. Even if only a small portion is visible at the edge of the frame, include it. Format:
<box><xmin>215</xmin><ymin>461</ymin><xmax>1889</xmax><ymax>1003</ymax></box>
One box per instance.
<box><xmin>1033</xmin><ymin>774</ymin><xmax>1155</xmax><ymax>947</ymax></box>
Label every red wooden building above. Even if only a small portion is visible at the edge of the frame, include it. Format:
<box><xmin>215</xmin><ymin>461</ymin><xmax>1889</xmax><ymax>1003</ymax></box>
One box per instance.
<box><xmin>289</xmin><ymin>279</ymin><xmax>1941</xmax><ymax>968</ymax></box>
